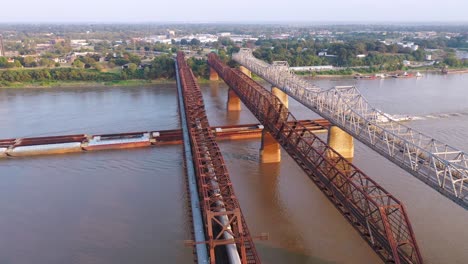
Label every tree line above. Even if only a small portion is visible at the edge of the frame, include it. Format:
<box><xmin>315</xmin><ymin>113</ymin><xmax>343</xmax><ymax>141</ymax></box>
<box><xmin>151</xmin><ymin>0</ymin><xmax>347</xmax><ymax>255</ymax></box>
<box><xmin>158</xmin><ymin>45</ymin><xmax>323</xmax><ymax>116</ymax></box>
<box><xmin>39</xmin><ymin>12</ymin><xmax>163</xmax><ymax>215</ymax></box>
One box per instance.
<box><xmin>0</xmin><ymin>68</ymin><xmax>120</xmax><ymax>86</ymax></box>
<box><xmin>251</xmin><ymin>38</ymin><xmax>429</xmax><ymax>69</ymax></box>
<box><xmin>0</xmin><ymin>54</ymin><xmax>183</xmax><ymax>86</ymax></box>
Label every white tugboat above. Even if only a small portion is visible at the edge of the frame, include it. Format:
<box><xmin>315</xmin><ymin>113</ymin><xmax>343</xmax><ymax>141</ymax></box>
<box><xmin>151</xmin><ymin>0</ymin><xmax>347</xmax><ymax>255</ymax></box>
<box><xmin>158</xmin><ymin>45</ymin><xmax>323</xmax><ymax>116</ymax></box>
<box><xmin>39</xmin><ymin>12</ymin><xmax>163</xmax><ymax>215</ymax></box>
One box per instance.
<box><xmin>375</xmin><ymin>112</ymin><xmax>412</xmax><ymax>123</ymax></box>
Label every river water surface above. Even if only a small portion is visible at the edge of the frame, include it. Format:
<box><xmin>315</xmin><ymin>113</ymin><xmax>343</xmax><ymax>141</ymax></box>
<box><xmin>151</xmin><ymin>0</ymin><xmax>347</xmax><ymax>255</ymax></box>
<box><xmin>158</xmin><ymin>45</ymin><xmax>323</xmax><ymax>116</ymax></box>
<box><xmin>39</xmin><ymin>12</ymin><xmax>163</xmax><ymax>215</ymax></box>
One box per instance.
<box><xmin>0</xmin><ymin>73</ymin><xmax>466</xmax><ymax>264</ymax></box>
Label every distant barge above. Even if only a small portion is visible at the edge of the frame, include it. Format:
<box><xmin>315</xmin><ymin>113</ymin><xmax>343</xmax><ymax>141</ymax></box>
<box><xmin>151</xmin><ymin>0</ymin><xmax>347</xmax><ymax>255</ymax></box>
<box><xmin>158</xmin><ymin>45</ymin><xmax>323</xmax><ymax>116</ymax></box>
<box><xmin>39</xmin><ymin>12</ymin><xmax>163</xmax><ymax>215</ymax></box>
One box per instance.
<box><xmin>354</xmin><ymin>71</ymin><xmax>423</xmax><ymax>79</ymax></box>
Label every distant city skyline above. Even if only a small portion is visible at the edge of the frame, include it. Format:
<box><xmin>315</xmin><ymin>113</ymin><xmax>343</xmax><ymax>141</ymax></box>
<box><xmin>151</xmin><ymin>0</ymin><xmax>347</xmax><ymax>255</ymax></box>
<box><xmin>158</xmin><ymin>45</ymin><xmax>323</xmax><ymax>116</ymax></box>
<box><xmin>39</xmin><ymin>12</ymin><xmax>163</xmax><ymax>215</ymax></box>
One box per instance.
<box><xmin>1</xmin><ymin>0</ymin><xmax>467</xmax><ymax>23</ymax></box>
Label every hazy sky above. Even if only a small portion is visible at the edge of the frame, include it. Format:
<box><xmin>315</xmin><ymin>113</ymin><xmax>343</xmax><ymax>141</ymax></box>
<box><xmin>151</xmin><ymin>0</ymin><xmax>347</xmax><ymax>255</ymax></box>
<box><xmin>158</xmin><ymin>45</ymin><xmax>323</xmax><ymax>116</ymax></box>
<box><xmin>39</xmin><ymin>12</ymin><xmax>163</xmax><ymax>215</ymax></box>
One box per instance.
<box><xmin>1</xmin><ymin>0</ymin><xmax>466</xmax><ymax>23</ymax></box>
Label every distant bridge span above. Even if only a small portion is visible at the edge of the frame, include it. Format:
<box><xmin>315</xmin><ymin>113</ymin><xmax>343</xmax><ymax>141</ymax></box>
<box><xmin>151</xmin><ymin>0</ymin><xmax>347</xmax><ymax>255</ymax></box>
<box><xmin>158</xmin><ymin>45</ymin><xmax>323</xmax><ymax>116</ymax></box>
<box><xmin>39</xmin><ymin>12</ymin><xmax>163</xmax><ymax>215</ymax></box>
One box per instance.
<box><xmin>232</xmin><ymin>48</ymin><xmax>468</xmax><ymax>209</ymax></box>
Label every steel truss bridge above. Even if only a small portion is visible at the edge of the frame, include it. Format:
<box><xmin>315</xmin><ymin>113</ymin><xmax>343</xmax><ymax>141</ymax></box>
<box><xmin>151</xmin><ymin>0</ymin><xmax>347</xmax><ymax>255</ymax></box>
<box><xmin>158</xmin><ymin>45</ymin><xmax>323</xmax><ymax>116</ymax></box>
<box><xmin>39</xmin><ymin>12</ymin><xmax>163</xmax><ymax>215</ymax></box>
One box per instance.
<box><xmin>208</xmin><ymin>53</ymin><xmax>423</xmax><ymax>264</ymax></box>
<box><xmin>232</xmin><ymin>48</ymin><xmax>468</xmax><ymax>209</ymax></box>
<box><xmin>176</xmin><ymin>52</ymin><xmax>260</xmax><ymax>264</ymax></box>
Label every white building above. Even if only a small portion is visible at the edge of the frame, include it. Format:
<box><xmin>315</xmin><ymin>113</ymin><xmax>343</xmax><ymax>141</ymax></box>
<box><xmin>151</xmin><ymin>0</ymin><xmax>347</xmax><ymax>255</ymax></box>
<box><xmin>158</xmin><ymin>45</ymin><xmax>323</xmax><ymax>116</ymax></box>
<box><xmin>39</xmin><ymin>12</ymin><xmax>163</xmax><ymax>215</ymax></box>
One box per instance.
<box><xmin>71</xmin><ymin>39</ymin><xmax>88</xmax><ymax>46</ymax></box>
<box><xmin>397</xmin><ymin>42</ymin><xmax>419</xmax><ymax>51</ymax></box>
<box><xmin>290</xmin><ymin>65</ymin><xmax>334</xmax><ymax>71</ymax></box>
<box><xmin>318</xmin><ymin>51</ymin><xmax>327</xmax><ymax>57</ymax></box>
<box><xmin>229</xmin><ymin>35</ymin><xmax>258</xmax><ymax>42</ymax></box>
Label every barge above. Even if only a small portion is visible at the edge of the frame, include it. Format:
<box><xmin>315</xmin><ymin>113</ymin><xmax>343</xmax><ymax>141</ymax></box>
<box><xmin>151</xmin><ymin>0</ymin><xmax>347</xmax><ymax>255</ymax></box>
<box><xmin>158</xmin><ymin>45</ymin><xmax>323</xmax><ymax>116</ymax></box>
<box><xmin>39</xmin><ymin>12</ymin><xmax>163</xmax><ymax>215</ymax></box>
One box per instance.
<box><xmin>0</xmin><ymin>119</ymin><xmax>329</xmax><ymax>158</ymax></box>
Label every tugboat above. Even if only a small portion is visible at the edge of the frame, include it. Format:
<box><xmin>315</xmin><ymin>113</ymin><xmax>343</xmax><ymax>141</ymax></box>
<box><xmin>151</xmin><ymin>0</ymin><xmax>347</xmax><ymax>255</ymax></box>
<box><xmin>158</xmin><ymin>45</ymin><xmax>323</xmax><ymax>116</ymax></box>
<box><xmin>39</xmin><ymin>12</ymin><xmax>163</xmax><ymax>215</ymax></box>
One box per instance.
<box><xmin>392</xmin><ymin>71</ymin><xmax>414</xmax><ymax>78</ymax></box>
<box><xmin>402</xmin><ymin>71</ymin><xmax>414</xmax><ymax>78</ymax></box>
<box><xmin>375</xmin><ymin>111</ymin><xmax>413</xmax><ymax>123</ymax></box>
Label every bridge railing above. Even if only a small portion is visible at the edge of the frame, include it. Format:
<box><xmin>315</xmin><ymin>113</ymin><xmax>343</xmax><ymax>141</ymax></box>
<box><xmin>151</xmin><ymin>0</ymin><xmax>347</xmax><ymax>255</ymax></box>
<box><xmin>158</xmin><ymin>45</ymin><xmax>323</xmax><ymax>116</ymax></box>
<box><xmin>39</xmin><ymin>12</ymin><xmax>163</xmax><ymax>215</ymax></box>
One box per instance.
<box><xmin>208</xmin><ymin>53</ymin><xmax>423</xmax><ymax>264</ymax></box>
<box><xmin>233</xmin><ymin>48</ymin><xmax>468</xmax><ymax>209</ymax></box>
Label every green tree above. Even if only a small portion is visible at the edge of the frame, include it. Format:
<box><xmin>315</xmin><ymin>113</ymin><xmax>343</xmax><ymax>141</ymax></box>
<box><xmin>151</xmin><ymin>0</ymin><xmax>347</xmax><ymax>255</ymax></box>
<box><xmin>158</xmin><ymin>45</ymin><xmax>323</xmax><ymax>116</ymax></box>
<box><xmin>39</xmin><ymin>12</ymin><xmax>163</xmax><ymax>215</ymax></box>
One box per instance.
<box><xmin>127</xmin><ymin>63</ymin><xmax>138</xmax><ymax>73</ymax></box>
<box><xmin>39</xmin><ymin>58</ymin><xmax>53</xmax><ymax>67</ymax></box>
<box><xmin>149</xmin><ymin>55</ymin><xmax>175</xmax><ymax>79</ymax></box>
<box><xmin>412</xmin><ymin>49</ymin><xmax>426</xmax><ymax>61</ymax></box>
<box><xmin>23</xmin><ymin>56</ymin><xmax>37</xmax><ymax>67</ymax></box>
<box><xmin>0</xmin><ymin>57</ymin><xmax>8</xmax><ymax>68</ymax></box>
<box><xmin>444</xmin><ymin>55</ymin><xmax>462</xmax><ymax>67</ymax></box>
<box><xmin>72</xmin><ymin>60</ymin><xmax>85</xmax><ymax>68</ymax></box>
<box><xmin>14</xmin><ymin>60</ymin><xmax>23</xmax><ymax>68</ymax></box>
<box><xmin>120</xmin><ymin>70</ymin><xmax>128</xmax><ymax>80</ymax></box>
<box><xmin>187</xmin><ymin>57</ymin><xmax>209</xmax><ymax>78</ymax></box>
<box><xmin>190</xmin><ymin>38</ymin><xmax>201</xmax><ymax>46</ymax></box>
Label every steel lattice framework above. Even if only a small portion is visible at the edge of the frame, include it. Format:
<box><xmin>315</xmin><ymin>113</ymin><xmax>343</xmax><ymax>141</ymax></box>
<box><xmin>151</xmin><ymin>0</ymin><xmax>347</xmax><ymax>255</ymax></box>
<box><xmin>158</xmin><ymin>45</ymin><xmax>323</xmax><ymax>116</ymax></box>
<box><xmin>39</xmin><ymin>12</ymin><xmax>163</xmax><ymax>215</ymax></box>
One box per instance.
<box><xmin>208</xmin><ymin>53</ymin><xmax>423</xmax><ymax>264</ymax></box>
<box><xmin>177</xmin><ymin>52</ymin><xmax>260</xmax><ymax>264</ymax></box>
<box><xmin>232</xmin><ymin>48</ymin><xmax>468</xmax><ymax>209</ymax></box>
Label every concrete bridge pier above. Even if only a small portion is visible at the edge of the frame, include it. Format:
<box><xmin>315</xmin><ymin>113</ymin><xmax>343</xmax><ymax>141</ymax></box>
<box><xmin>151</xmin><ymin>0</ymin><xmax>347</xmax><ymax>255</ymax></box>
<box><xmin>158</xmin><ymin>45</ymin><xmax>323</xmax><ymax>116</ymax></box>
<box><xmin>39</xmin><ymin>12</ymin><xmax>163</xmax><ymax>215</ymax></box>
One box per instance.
<box><xmin>259</xmin><ymin>86</ymin><xmax>289</xmax><ymax>163</ymax></box>
<box><xmin>327</xmin><ymin>126</ymin><xmax>354</xmax><ymax>162</ymax></box>
<box><xmin>327</xmin><ymin>126</ymin><xmax>354</xmax><ymax>188</ymax></box>
<box><xmin>272</xmin><ymin>86</ymin><xmax>288</xmax><ymax>108</ymax></box>
<box><xmin>260</xmin><ymin>130</ymin><xmax>281</xmax><ymax>163</ymax></box>
<box><xmin>209</xmin><ymin>67</ymin><xmax>219</xmax><ymax>81</ymax></box>
<box><xmin>227</xmin><ymin>88</ymin><xmax>241</xmax><ymax>111</ymax></box>
<box><xmin>239</xmin><ymin>66</ymin><xmax>252</xmax><ymax>78</ymax></box>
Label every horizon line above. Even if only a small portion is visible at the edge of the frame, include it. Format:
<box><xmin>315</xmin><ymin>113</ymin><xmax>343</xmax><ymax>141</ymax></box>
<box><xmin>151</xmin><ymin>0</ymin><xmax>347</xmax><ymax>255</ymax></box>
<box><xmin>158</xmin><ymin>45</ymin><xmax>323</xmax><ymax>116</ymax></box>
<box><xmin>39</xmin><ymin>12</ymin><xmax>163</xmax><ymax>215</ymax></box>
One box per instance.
<box><xmin>0</xmin><ymin>20</ymin><xmax>468</xmax><ymax>25</ymax></box>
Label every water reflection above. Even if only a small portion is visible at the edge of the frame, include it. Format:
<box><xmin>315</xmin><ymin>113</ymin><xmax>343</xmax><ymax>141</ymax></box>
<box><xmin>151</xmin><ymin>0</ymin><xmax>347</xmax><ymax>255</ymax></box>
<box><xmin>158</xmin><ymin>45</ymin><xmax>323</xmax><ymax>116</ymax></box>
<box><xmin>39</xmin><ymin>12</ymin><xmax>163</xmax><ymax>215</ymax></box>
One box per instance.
<box><xmin>209</xmin><ymin>81</ymin><xmax>219</xmax><ymax>97</ymax></box>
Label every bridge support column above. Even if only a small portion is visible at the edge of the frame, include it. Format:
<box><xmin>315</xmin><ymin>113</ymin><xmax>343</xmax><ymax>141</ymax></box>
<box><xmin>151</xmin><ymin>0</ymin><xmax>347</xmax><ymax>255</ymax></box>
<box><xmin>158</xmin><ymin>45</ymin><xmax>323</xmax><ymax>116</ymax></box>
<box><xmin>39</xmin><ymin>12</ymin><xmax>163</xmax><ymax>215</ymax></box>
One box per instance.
<box><xmin>227</xmin><ymin>88</ymin><xmax>241</xmax><ymax>111</ymax></box>
<box><xmin>272</xmin><ymin>86</ymin><xmax>288</xmax><ymax>108</ymax></box>
<box><xmin>260</xmin><ymin>130</ymin><xmax>281</xmax><ymax>163</ymax></box>
<box><xmin>209</xmin><ymin>67</ymin><xmax>219</xmax><ymax>81</ymax></box>
<box><xmin>239</xmin><ymin>66</ymin><xmax>252</xmax><ymax>78</ymax></box>
<box><xmin>327</xmin><ymin>126</ymin><xmax>354</xmax><ymax>195</ymax></box>
<box><xmin>327</xmin><ymin>126</ymin><xmax>354</xmax><ymax>162</ymax></box>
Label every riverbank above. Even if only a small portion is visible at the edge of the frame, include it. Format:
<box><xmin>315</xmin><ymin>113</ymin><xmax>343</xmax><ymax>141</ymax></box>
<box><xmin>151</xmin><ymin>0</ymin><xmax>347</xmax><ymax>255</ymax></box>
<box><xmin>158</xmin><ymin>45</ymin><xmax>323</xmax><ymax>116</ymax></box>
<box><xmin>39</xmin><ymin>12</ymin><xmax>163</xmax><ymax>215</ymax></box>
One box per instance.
<box><xmin>0</xmin><ymin>66</ymin><xmax>179</xmax><ymax>88</ymax></box>
<box><xmin>0</xmin><ymin>79</ymin><xmax>177</xmax><ymax>89</ymax></box>
<box><xmin>446</xmin><ymin>69</ymin><xmax>468</xmax><ymax>74</ymax></box>
<box><xmin>2</xmin><ymin>68</ymin><xmax>467</xmax><ymax>87</ymax></box>
<box><xmin>302</xmin><ymin>67</ymin><xmax>468</xmax><ymax>79</ymax></box>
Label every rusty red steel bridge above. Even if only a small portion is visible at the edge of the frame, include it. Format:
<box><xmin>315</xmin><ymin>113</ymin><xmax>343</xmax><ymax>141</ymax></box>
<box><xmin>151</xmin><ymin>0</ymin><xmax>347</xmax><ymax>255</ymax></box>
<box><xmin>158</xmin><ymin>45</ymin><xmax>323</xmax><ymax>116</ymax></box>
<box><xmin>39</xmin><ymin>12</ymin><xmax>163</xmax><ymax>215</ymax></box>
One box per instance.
<box><xmin>207</xmin><ymin>53</ymin><xmax>423</xmax><ymax>264</ymax></box>
<box><xmin>177</xmin><ymin>52</ymin><xmax>260</xmax><ymax>264</ymax></box>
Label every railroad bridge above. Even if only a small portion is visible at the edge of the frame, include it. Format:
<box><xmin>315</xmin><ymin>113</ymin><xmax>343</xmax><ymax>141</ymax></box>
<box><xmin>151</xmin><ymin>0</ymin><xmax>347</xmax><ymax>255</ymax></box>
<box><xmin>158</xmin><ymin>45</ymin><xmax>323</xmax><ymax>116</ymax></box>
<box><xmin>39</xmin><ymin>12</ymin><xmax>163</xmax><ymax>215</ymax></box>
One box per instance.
<box><xmin>2</xmin><ymin>50</ymin><xmax>467</xmax><ymax>264</ymax></box>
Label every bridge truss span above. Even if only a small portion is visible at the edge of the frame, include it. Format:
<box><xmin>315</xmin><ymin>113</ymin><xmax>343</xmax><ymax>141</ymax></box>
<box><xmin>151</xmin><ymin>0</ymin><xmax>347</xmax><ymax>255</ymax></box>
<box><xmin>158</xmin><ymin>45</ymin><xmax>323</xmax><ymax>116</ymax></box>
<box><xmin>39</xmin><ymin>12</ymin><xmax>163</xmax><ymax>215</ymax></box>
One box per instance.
<box><xmin>208</xmin><ymin>53</ymin><xmax>423</xmax><ymax>264</ymax></box>
<box><xmin>177</xmin><ymin>52</ymin><xmax>260</xmax><ymax>264</ymax></box>
<box><xmin>232</xmin><ymin>48</ymin><xmax>468</xmax><ymax>209</ymax></box>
